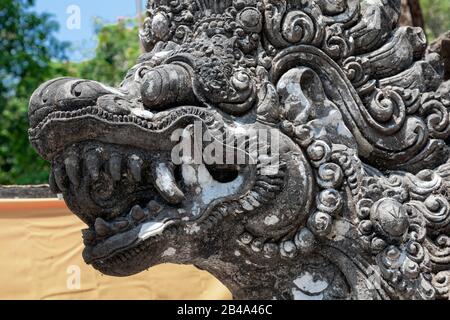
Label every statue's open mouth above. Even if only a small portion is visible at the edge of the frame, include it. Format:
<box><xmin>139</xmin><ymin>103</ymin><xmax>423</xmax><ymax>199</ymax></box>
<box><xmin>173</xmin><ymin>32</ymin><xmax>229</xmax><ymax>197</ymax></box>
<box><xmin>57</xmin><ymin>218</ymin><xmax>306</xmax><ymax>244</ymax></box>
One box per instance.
<box><xmin>82</xmin><ymin>198</ymin><xmax>182</xmax><ymax>266</ymax></box>
<box><xmin>29</xmin><ymin>102</ymin><xmax>251</xmax><ymax>270</ymax></box>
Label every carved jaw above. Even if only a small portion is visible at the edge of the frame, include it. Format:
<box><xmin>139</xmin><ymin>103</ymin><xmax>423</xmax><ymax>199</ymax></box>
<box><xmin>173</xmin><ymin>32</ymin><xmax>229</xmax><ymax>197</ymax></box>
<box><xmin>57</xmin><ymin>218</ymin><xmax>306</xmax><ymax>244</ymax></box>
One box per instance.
<box><xmin>28</xmin><ymin>78</ymin><xmax>314</xmax><ymax>278</ymax></box>
<box><xmin>29</xmin><ymin>85</ymin><xmax>256</xmax><ymax>276</ymax></box>
<box><xmin>33</xmin><ymin>136</ymin><xmax>253</xmax><ymax>276</ymax></box>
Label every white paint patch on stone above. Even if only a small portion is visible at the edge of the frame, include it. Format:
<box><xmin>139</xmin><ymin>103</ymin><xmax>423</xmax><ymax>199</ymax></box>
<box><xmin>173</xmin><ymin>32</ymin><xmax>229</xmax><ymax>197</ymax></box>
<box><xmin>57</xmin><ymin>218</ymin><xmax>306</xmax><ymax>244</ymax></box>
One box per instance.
<box><xmin>200</xmin><ymin>175</ymin><xmax>244</xmax><ymax>205</ymax></box>
<box><xmin>197</xmin><ymin>164</ymin><xmax>213</xmax><ymax>185</ymax></box>
<box><xmin>293</xmin><ymin>155</ymin><xmax>309</xmax><ymax>188</ymax></box>
<box><xmin>131</xmin><ymin>108</ymin><xmax>154</xmax><ymax>120</ymax></box>
<box><xmin>362</xmin><ymin>0</ymin><xmax>383</xmax><ymax>7</ymax></box>
<box><xmin>337</xmin><ymin>119</ymin><xmax>353</xmax><ymax>139</ymax></box>
<box><xmin>230</xmin><ymin>123</ymin><xmax>248</xmax><ymax>136</ymax></box>
<box><xmin>98</xmin><ymin>83</ymin><xmax>125</xmax><ymax>96</ymax></box>
<box><xmin>264</xmin><ymin>215</ymin><xmax>280</xmax><ymax>226</ymax></box>
<box><xmin>293</xmin><ymin>271</ymin><xmax>329</xmax><ymax>295</ymax></box>
<box><xmin>327</xmin><ymin>219</ymin><xmax>351</xmax><ymax>242</ymax></box>
<box><xmin>190</xmin><ymin>202</ymin><xmax>200</xmax><ymax>217</ymax></box>
<box><xmin>181</xmin><ymin>164</ymin><xmax>198</xmax><ymax>186</ymax></box>
<box><xmin>292</xmin><ymin>288</ymin><xmax>324</xmax><ymax>300</ymax></box>
<box><xmin>139</xmin><ymin>221</ymin><xmax>166</xmax><ymax>240</ymax></box>
<box><xmin>155</xmin><ymin>163</ymin><xmax>176</xmax><ymax>197</ymax></box>
<box><xmin>185</xmin><ymin>223</ymin><xmax>201</xmax><ymax>235</ymax></box>
<box><xmin>234</xmin><ymin>250</ymin><xmax>241</xmax><ymax>257</ymax></box>
<box><xmin>284</xmin><ymin>241</ymin><xmax>296</xmax><ymax>253</ymax></box>
<box><xmin>162</xmin><ymin>247</ymin><xmax>176</xmax><ymax>257</ymax></box>
<box><xmin>153</xmin><ymin>50</ymin><xmax>173</xmax><ymax>60</ymax></box>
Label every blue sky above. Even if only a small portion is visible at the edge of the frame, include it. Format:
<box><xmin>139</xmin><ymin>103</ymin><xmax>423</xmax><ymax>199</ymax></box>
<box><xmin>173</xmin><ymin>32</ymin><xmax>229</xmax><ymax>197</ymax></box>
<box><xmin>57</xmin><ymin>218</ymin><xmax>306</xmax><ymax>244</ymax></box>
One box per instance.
<box><xmin>34</xmin><ymin>0</ymin><xmax>144</xmax><ymax>61</ymax></box>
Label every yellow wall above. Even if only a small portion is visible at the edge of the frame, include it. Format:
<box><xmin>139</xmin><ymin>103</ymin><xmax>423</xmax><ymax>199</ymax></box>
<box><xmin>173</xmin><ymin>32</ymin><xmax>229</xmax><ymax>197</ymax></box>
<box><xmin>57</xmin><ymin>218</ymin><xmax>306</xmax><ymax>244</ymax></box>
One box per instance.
<box><xmin>0</xmin><ymin>199</ymin><xmax>232</xmax><ymax>300</ymax></box>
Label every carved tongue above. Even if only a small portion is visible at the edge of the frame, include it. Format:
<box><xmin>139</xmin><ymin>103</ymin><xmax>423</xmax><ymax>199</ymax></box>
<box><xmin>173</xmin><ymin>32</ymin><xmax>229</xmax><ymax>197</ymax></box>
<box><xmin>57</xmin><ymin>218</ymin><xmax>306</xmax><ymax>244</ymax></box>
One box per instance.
<box><xmin>87</xmin><ymin>210</ymin><xmax>176</xmax><ymax>262</ymax></box>
<box><xmin>138</xmin><ymin>207</ymin><xmax>178</xmax><ymax>241</ymax></box>
<box><xmin>138</xmin><ymin>220</ymin><xmax>167</xmax><ymax>240</ymax></box>
<box><xmin>151</xmin><ymin>161</ymin><xmax>185</xmax><ymax>205</ymax></box>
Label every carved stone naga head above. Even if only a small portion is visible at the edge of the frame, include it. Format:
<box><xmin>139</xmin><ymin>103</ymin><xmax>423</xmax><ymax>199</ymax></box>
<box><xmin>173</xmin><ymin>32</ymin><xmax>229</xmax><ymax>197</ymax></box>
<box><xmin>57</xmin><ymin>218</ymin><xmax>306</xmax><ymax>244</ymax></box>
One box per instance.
<box><xmin>28</xmin><ymin>0</ymin><xmax>450</xmax><ymax>300</ymax></box>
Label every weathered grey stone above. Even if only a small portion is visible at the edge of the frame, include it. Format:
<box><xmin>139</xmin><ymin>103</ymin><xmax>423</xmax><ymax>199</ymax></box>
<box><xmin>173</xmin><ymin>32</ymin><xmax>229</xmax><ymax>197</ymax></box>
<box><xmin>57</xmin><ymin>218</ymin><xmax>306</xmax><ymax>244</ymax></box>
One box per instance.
<box><xmin>0</xmin><ymin>185</ymin><xmax>54</xmax><ymax>199</ymax></box>
<box><xmin>28</xmin><ymin>0</ymin><xmax>450</xmax><ymax>300</ymax></box>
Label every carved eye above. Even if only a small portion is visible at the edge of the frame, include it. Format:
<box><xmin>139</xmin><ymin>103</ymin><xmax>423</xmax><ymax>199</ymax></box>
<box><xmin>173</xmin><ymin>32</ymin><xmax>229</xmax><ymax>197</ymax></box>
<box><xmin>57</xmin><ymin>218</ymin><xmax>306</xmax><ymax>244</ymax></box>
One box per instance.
<box><xmin>74</xmin><ymin>87</ymin><xmax>82</xmax><ymax>97</ymax></box>
<box><xmin>70</xmin><ymin>81</ymin><xmax>107</xmax><ymax>101</ymax></box>
<box><xmin>137</xmin><ymin>67</ymin><xmax>150</xmax><ymax>79</ymax></box>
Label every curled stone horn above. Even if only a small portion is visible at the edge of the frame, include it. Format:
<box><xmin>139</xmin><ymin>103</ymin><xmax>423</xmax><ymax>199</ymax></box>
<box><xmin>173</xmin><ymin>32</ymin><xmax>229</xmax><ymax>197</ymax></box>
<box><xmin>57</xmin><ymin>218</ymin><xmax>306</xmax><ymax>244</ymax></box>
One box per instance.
<box><xmin>141</xmin><ymin>63</ymin><xmax>195</xmax><ymax>110</ymax></box>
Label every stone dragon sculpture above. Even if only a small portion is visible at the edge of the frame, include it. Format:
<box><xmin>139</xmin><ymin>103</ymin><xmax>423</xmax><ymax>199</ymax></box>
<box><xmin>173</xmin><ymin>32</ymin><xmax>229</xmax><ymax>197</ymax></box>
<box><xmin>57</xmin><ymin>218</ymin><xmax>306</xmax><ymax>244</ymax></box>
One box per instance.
<box><xmin>28</xmin><ymin>0</ymin><xmax>450</xmax><ymax>300</ymax></box>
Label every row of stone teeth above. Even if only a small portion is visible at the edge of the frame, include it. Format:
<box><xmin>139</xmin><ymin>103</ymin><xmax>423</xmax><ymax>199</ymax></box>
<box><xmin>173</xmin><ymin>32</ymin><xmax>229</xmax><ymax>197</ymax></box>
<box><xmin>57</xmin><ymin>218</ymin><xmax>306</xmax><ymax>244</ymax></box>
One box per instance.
<box><xmin>236</xmin><ymin>163</ymin><xmax>286</xmax><ymax>212</ymax></box>
<box><xmin>51</xmin><ymin>151</ymin><xmax>141</xmax><ymax>192</ymax></box>
<box><xmin>99</xmin><ymin>234</ymin><xmax>155</xmax><ymax>265</ymax></box>
<box><xmin>31</xmin><ymin>106</ymin><xmax>162</xmax><ymax>132</ymax></box>
<box><xmin>51</xmin><ymin>147</ymin><xmax>185</xmax><ymax>205</ymax></box>
<box><xmin>30</xmin><ymin>105</ymin><xmax>218</xmax><ymax>135</ymax></box>
<box><xmin>195</xmin><ymin>160</ymin><xmax>287</xmax><ymax>232</ymax></box>
<box><xmin>97</xmin><ymin>161</ymin><xmax>288</xmax><ymax>262</ymax></box>
<box><xmin>83</xmin><ymin>200</ymin><xmax>164</xmax><ymax>244</ymax></box>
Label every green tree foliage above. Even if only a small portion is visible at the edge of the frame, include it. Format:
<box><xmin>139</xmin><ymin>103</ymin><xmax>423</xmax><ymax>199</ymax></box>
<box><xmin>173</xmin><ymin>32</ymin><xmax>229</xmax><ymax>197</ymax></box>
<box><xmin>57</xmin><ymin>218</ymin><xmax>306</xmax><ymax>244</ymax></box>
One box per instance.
<box><xmin>0</xmin><ymin>1</ymin><xmax>141</xmax><ymax>184</ymax></box>
<box><xmin>420</xmin><ymin>0</ymin><xmax>450</xmax><ymax>40</ymax></box>
<box><xmin>75</xmin><ymin>18</ymin><xmax>141</xmax><ymax>87</ymax></box>
<box><xmin>0</xmin><ymin>0</ymin><xmax>69</xmax><ymax>184</ymax></box>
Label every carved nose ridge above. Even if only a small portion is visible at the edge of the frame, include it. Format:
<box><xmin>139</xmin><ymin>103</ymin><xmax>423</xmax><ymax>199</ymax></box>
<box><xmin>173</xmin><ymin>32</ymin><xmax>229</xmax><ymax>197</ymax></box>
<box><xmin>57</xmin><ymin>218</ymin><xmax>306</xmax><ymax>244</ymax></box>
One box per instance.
<box><xmin>28</xmin><ymin>77</ymin><xmax>117</xmax><ymax>128</ymax></box>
